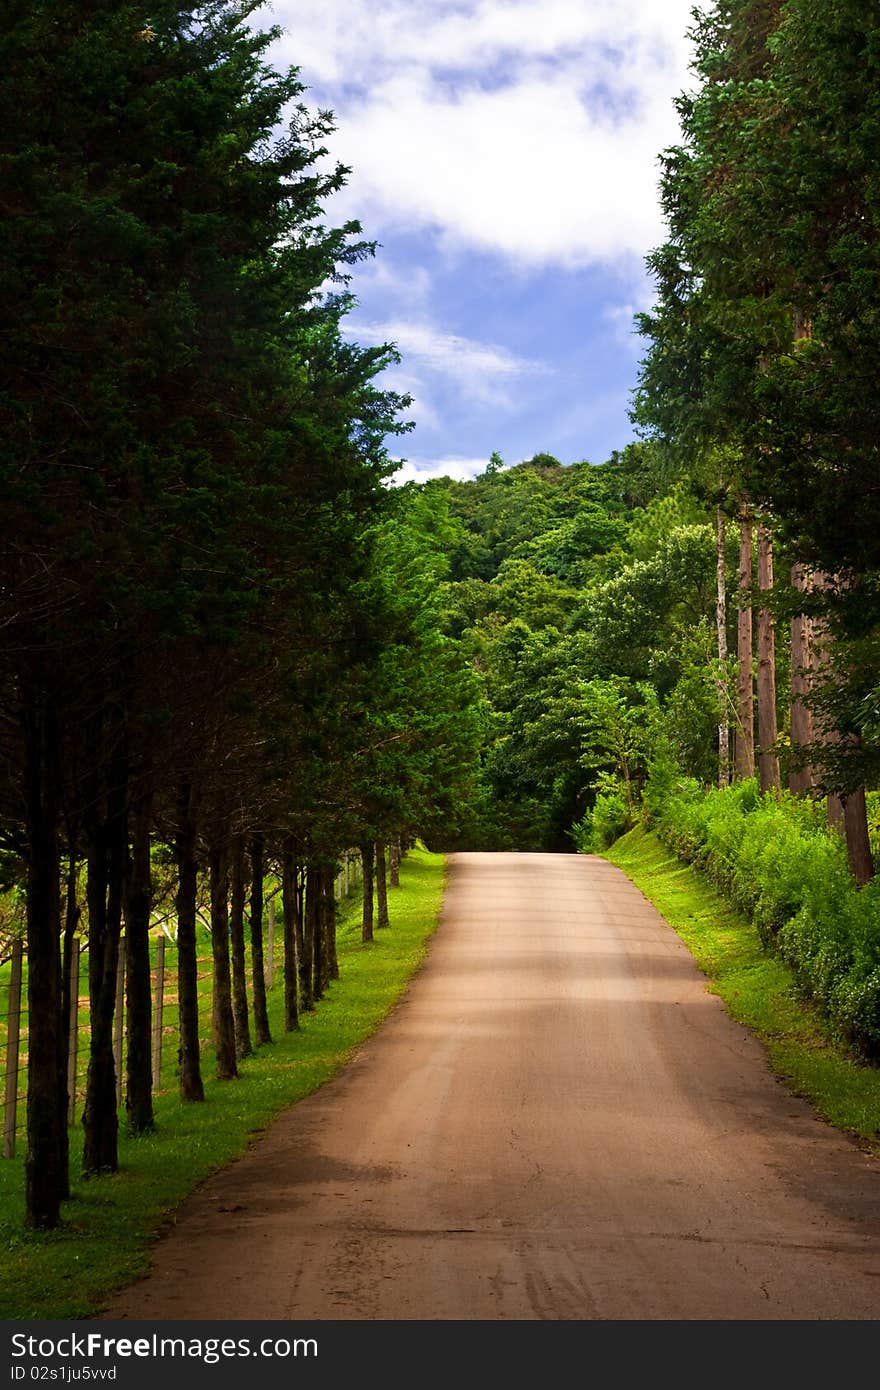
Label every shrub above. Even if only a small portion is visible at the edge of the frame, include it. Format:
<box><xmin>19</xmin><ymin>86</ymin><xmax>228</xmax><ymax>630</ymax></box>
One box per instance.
<box><xmin>645</xmin><ymin>771</ymin><xmax>880</xmax><ymax>1059</ymax></box>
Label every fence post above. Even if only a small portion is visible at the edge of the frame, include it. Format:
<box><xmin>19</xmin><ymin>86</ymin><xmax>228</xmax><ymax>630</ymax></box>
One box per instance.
<box><xmin>152</xmin><ymin>935</ymin><xmax>165</xmax><ymax>1088</ymax></box>
<box><xmin>4</xmin><ymin>939</ymin><xmax>23</xmax><ymax>1159</ymax></box>
<box><xmin>68</xmin><ymin>942</ymin><xmax>79</xmax><ymax>1127</ymax></box>
<box><xmin>267</xmin><ymin>899</ymin><xmax>275</xmax><ymax>990</ymax></box>
<box><xmin>114</xmin><ymin>952</ymin><xmax>125</xmax><ymax>1108</ymax></box>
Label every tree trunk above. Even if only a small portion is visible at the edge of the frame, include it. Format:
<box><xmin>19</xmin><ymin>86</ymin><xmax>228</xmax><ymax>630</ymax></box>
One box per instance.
<box><xmin>842</xmin><ymin>788</ymin><xmax>875</xmax><ymax>886</ymax></box>
<box><xmin>174</xmin><ymin>782</ymin><xmax>204</xmax><ymax>1102</ymax></box>
<box><xmin>23</xmin><ymin>690</ymin><xmax>64</xmax><ymax>1229</ymax></box>
<box><xmin>734</xmin><ymin>511</ymin><xmax>755</xmax><ymax>780</ymax></box>
<box><xmin>281</xmin><ymin>840</ymin><xmax>300</xmax><ymax>1031</ymax></box>
<box><xmin>209</xmin><ymin>838</ymin><xmax>237</xmax><ymax>1080</ymax></box>
<box><xmin>789</xmin><ymin>564</ymin><xmax>814</xmax><ymax>795</ymax></box>
<box><xmin>297</xmin><ymin>861</ymin><xmax>315</xmax><ymax>1012</ymax></box>
<box><xmin>809</xmin><ymin>576</ymin><xmax>873</xmax><ymax>878</ymax></box>
<box><xmin>375</xmin><ymin>842</ymin><xmax>390</xmax><ymax>927</ymax></box>
<box><xmin>715</xmin><ymin>508</ymin><xmax>730</xmax><ymax>788</ymax></box>
<box><xmin>360</xmin><ymin>840</ymin><xmax>374</xmax><ymax>943</ymax></box>
<box><xmin>124</xmin><ymin>787</ymin><xmax>154</xmax><ymax>1134</ymax></box>
<box><xmin>58</xmin><ymin>830</ymin><xmax>80</xmax><ymax>1200</ymax></box>
<box><xmin>229</xmin><ymin>834</ymin><xmax>252</xmax><ymax>1060</ymax></box>
<box><xmin>325</xmin><ymin>865</ymin><xmax>339</xmax><ymax>983</ymax></box>
<box><xmin>389</xmin><ymin>840</ymin><xmax>400</xmax><ymax>888</ymax></box>
<box><xmin>249</xmin><ymin>834</ymin><xmax>271</xmax><ymax>1046</ymax></box>
<box><xmin>308</xmin><ymin>866</ymin><xmax>323</xmax><ymax>1003</ymax></box>
<box><xmin>82</xmin><ymin>759</ymin><xmax>127</xmax><ymax>1177</ymax></box>
<box><xmin>756</xmin><ymin>525</ymin><xmax>781</xmax><ymax>793</ymax></box>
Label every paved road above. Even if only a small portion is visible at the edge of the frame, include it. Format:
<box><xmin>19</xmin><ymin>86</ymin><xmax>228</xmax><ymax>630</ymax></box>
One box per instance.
<box><xmin>105</xmin><ymin>852</ymin><xmax>880</xmax><ymax>1320</ymax></box>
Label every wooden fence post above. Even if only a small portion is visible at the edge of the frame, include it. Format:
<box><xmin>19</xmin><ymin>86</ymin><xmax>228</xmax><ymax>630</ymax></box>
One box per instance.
<box><xmin>4</xmin><ymin>939</ymin><xmax>23</xmax><ymax>1159</ymax></box>
<box><xmin>267</xmin><ymin>899</ymin><xmax>275</xmax><ymax>989</ymax></box>
<box><xmin>114</xmin><ymin>953</ymin><xmax>125</xmax><ymax>1108</ymax></box>
<box><xmin>152</xmin><ymin>936</ymin><xmax>165</xmax><ymax>1087</ymax></box>
<box><xmin>68</xmin><ymin>942</ymin><xmax>79</xmax><ymax>1127</ymax></box>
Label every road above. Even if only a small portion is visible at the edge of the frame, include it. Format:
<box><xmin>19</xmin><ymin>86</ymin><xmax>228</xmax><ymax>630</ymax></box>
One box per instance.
<box><xmin>104</xmin><ymin>852</ymin><xmax>880</xmax><ymax>1320</ymax></box>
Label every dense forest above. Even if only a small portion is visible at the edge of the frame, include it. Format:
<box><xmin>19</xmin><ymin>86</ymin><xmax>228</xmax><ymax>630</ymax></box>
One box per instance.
<box><xmin>1</xmin><ymin>0</ymin><xmax>878</xmax><ymax>1237</ymax></box>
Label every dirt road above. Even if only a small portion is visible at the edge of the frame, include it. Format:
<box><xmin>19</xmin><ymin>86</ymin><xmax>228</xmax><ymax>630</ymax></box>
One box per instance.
<box><xmin>105</xmin><ymin>852</ymin><xmax>880</xmax><ymax>1320</ymax></box>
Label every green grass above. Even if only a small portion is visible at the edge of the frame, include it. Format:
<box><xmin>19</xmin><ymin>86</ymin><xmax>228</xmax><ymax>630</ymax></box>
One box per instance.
<box><xmin>0</xmin><ymin>846</ymin><xmax>446</xmax><ymax>1320</ymax></box>
<box><xmin>605</xmin><ymin>826</ymin><xmax>880</xmax><ymax>1150</ymax></box>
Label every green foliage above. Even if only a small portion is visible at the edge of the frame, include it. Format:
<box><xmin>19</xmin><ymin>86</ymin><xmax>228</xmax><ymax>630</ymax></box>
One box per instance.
<box><xmin>647</xmin><ymin>777</ymin><xmax>880</xmax><ymax>1056</ymax></box>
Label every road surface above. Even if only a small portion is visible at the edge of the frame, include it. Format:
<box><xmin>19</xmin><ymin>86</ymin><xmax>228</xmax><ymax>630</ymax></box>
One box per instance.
<box><xmin>105</xmin><ymin>852</ymin><xmax>880</xmax><ymax>1320</ymax></box>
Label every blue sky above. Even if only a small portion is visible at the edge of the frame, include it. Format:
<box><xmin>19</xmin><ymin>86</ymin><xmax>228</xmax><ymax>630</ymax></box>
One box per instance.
<box><xmin>266</xmin><ymin>0</ymin><xmax>701</xmax><ymax>482</ymax></box>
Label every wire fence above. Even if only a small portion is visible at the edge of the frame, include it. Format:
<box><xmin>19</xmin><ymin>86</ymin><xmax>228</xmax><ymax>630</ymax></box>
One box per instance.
<box><xmin>0</xmin><ymin>853</ymin><xmax>364</xmax><ymax>1156</ymax></box>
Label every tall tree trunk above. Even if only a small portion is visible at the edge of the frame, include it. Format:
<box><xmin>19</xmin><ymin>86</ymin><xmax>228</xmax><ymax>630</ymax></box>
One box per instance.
<box><xmin>756</xmin><ymin>525</ymin><xmax>781</xmax><ymax>793</ymax></box>
<box><xmin>789</xmin><ymin>564</ymin><xmax>815</xmax><ymax>795</ymax></box>
<box><xmin>229</xmin><ymin>834</ymin><xmax>252</xmax><ymax>1060</ymax></box>
<box><xmin>249</xmin><ymin>834</ymin><xmax>271</xmax><ymax>1046</ymax></box>
<box><xmin>375</xmin><ymin>842</ymin><xmax>390</xmax><ymax>927</ymax></box>
<box><xmin>389</xmin><ymin>840</ymin><xmax>401</xmax><ymax>888</ymax></box>
<box><xmin>715</xmin><ymin>508</ymin><xmax>730</xmax><ymax>788</ymax></box>
<box><xmin>23</xmin><ymin>689</ymin><xmax>64</xmax><ymax>1228</ymax></box>
<box><xmin>808</xmin><ymin>573</ymin><xmax>868</xmax><ymax>865</ymax></box>
<box><xmin>124</xmin><ymin>786</ymin><xmax>154</xmax><ymax>1134</ymax></box>
<box><xmin>82</xmin><ymin>752</ymin><xmax>127</xmax><ymax>1177</ymax></box>
<box><xmin>324</xmin><ymin>864</ymin><xmax>339</xmax><ymax>983</ymax></box>
<box><xmin>174</xmin><ymin>781</ymin><xmax>204</xmax><ymax>1102</ymax></box>
<box><xmin>281</xmin><ymin>840</ymin><xmax>299</xmax><ymax>1031</ymax></box>
<box><xmin>360</xmin><ymin>840</ymin><xmax>374</xmax><ymax>944</ymax></box>
<box><xmin>208</xmin><ymin>838</ymin><xmax>237</xmax><ymax>1080</ymax></box>
<box><xmin>735</xmin><ymin>510</ymin><xmax>755</xmax><ymax>780</ymax></box>
<box><xmin>308</xmin><ymin>866</ymin><xmax>323</xmax><ymax>1003</ymax></box>
<box><xmin>58</xmin><ymin>827</ymin><xmax>80</xmax><ymax>1200</ymax></box>
<box><xmin>297</xmin><ymin>861</ymin><xmax>315</xmax><ymax>1012</ymax></box>
<box><xmin>842</xmin><ymin>787</ymin><xmax>875</xmax><ymax>886</ymax></box>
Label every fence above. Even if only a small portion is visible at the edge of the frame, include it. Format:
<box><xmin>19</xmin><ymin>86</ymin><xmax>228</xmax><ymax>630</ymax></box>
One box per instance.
<box><xmin>0</xmin><ymin>851</ymin><xmax>364</xmax><ymax>1156</ymax></box>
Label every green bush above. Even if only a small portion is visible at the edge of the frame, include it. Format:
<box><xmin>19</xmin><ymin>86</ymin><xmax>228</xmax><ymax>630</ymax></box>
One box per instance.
<box><xmin>570</xmin><ymin>774</ymin><xmax>632</xmax><ymax>851</ymax></box>
<box><xmin>645</xmin><ymin>771</ymin><xmax>880</xmax><ymax>1059</ymax></box>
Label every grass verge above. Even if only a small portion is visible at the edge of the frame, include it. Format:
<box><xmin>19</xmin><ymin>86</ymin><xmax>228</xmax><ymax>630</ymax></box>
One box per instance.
<box><xmin>605</xmin><ymin>825</ymin><xmax>880</xmax><ymax>1151</ymax></box>
<box><xmin>0</xmin><ymin>846</ymin><xmax>446</xmax><ymax>1320</ymax></box>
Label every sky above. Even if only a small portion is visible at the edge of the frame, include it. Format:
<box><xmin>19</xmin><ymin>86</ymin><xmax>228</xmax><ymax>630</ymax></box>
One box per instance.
<box><xmin>265</xmin><ymin>0</ymin><xmax>701</xmax><ymax>484</ymax></box>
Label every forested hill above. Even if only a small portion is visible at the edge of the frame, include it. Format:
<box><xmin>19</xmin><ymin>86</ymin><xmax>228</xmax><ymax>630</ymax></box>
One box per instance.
<box><xmin>404</xmin><ymin>446</ymin><xmax>734</xmax><ymax>852</ymax></box>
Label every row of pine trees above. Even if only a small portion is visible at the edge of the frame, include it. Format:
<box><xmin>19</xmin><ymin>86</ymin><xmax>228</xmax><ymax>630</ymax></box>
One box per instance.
<box><xmin>0</xmin><ymin>4</ymin><xmax>479</xmax><ymax>1229</ymax></box>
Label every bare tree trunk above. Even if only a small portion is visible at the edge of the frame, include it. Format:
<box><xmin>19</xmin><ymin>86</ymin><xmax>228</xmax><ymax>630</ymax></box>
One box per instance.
<box><xmin>208</xmin><ymin>838</ymin><xmax>237</xmax><ymax>1080</ymax></box>
<box><xmin>789</xmin><ymin>564</ymin><xmax>814</xmax><ymax>795</ymax></box>
<box><xmin>58</xmin><ymin>824</ymin><xmax>80</xmax><ymax>1198</ymax></box>
<box><xmin>308</xmin><ymin>866</ymin><xmax>323</xmax><ymax>1003</ymax></box>
<box><xmin>293</xmin><ymin>859</ymin><xmax>314</xmax><ymax>1014</ymax></box>
<box><xmin>842</xmin><ymin>787</ymin><xmax>875</xmax><ymax>885</ymax></box>
<box><xmin>360</xmin><ymin>840</ymin><xmax>374</xmax><ymax>943</ymax></box>
<box><xmin>23</xmin><ymin>688</ymin><xmax>64</xmax><ymax>1228</ymax></box>
<box><xmin>249</xmin><ymin>834</ymin><xmax>271</xmax><ymax>1046</ymax></box>
<box><xmin>82</xmin><ymin>753</ymin><xmax>127</xmax><ymax>1177</ymax></box>
<box><xmin>375</xmin><ymin>842</ymin><xmax>390</xmax><ymax>927</ymax></box>
<box><xmin>124</xmin><ymin>787</ymin><xmax>154</xmax><ymax>1134</ymax></box>
<box><xmin>174</xmin><ymin>781</ymin><xmax>204</xmax><ymax>1102</ymax></box>
<box><xmin>281</xmin><ymin>840</ymin><xmax>299</xmax><ymax>1031</ymax></box>
<box><xmin>389</xmin><ymin>840</ymin><xmax>401</xmax><ymax>888</ymax></box>
<box><xmin>324</xmin><ymin>865</ymin><xmax>339</xmax><ymax>983</ymax></box>
<box><xmin>735</xmin><ymin>510</ymin><xmax>755</xmax><ymax>780</ymax></box>
<box><xmin>229</xmin><ymin>834</ymin><xmax>252</xmax><ymax>1060</ymax></box>
<box><xmin>756</xmin><ymin>525</ymin><xmax>781</xmax><ymax>793</ymax></box>
<box><xmin>809</xmin><ymin>574</ymin><xmax>869</xmax><ymax>871</ymax></box>
<box><xmin>715</xmin><ymin>508</ymin><xmax>730</xmax><ymax>787</ymax></box>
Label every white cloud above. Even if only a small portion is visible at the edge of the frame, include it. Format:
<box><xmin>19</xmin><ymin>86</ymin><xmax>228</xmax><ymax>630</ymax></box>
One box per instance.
<box><xmin>343</xmin><ymin>318</ymin><xmax>541</xmax><ymax>404</ymax></box>
<box><xmin>267</xmin><ymin>0</ymin><xmax>703</xmax><ymax>266</ymax></box>
<box><xmin>389</xmin><ymin>455</ymin><xmax>491</xmax><ymax>485</ymax></box>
